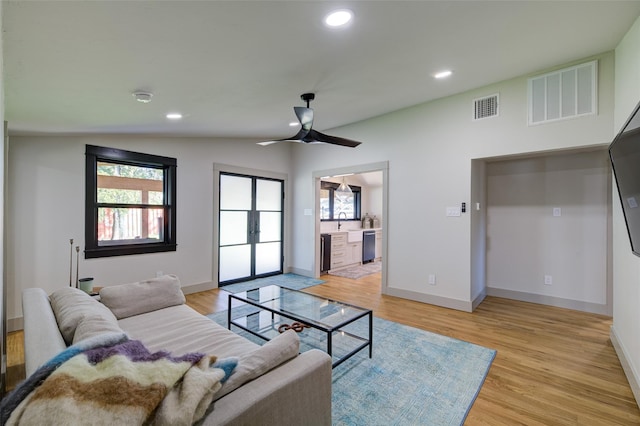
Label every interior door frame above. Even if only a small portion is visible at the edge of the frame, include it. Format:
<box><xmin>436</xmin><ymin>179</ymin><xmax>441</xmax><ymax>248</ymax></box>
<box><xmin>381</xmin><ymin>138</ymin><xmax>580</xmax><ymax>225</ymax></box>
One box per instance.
<box><xmin>213</xmin><ymin>163</ymin><xmax>288</xmax><ymax>288</ymax></box>
<box><xmin>312</xmin><ymin>161</ymin><xmax>389</xmax><ymax>295</ymax></box>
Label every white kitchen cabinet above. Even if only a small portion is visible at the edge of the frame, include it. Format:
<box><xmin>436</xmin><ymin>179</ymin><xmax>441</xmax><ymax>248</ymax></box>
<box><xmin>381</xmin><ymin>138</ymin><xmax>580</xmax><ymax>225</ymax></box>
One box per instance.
<box><xmin>330</xmin><ymin>232</ymin><xmax>362</xmax><ymax>270</ymax></box>
<box><xmin>345</xmin><ymin>241</ymin><xmax>362</xmax><ymax>266</ymax></box>
<box><xmin>330</xmin><ymin>233</ymin><xmax>347</xmax><ymax>270</ymax></box>
<box><xmin>375</xmin><ymin>230</ymin><xmax>382</xmax><ymax>260</ymax></box>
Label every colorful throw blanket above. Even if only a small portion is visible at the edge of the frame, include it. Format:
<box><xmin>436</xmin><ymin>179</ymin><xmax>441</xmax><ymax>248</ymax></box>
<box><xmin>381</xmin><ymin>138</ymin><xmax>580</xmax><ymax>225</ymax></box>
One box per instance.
<box><xmin>0</xmin><ymin>333</ymin><xmax>234</xmax><ymax>425</ymax></box>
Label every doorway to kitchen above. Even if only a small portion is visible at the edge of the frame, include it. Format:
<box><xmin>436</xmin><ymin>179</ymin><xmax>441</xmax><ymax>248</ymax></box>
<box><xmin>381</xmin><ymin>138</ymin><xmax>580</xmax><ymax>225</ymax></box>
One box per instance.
<box><xmin>313</xmin><ymin>161</ymin><xmax>389</xmax><ymax>295</ymax></box>
<box><xmin>215</xmin><ymin>167</ymin><xmax>285</xmax><ymax>286</ymax></box>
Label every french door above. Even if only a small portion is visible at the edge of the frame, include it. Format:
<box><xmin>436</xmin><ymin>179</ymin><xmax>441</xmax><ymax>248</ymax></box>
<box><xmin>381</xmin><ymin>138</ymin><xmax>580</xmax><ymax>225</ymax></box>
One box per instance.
<box><xmin>218</xmin><ymin>172</ymin><xmax>284</xmax><ymax>285</ymax></box>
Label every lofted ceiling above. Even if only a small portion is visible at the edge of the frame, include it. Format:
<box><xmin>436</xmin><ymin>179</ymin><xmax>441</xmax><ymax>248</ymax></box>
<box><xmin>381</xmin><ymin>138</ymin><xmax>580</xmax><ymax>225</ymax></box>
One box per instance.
<box><xmin>4</xmin><ymin>1</ymin><xmax>640</xmax><ymax>140</ymax></box>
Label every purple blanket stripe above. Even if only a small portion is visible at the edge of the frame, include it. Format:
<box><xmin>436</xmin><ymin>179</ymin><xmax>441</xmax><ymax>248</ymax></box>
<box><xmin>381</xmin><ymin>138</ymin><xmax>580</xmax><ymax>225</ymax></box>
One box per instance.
<box><xmin>84</xmin><ymin>340</ymin><xmax>205</xmax><ymax>365</ymax></box>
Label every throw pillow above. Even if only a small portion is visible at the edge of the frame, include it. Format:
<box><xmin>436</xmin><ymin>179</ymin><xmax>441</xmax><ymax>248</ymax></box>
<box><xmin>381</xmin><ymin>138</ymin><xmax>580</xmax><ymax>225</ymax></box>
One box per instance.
<box><xmin>49</xmin><ymin>287</ymin><xmax>118</xmax><ymax>345</ymax></box>
<box><xmin>72</xmin><ymin>315</ymin><xmax>124</xmax><ymax>345</ymax></box>
<box><xmin>213</xmin><ymin>329</ymin><xmax>300</xmax><ymax>400</ymax></box>
<box><xmin>99</xmin><ymin>274</ymin><xmax>186</xmax><ymax>319</ymax></box>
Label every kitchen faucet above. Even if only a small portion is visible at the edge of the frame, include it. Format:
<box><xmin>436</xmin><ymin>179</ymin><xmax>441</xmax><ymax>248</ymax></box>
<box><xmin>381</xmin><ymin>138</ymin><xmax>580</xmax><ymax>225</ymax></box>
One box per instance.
<box><xmin>337</xmin><ymin>212</ymin><xmax>347</xmax><ymax>230</ymax></box>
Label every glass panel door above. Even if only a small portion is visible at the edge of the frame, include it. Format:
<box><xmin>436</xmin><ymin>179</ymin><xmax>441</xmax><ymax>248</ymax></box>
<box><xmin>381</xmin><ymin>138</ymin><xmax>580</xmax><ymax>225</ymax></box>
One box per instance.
<box><xmin>219</xmin><ymin>173</ymin><xmax>283</xmax><ymax>285</ymax></box>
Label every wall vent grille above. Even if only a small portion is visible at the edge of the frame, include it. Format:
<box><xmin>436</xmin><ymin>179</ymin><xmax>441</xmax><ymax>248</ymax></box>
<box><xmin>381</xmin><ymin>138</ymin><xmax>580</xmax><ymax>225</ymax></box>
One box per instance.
<box><xmin>473</xmin><ymin>94</ymin><xmax>499</xmax><ymax>121</ymax></box>
<box><xmin>527</xmin><ymin>60</ymin><xmax>597</xmax><ymax>125</ymax></box>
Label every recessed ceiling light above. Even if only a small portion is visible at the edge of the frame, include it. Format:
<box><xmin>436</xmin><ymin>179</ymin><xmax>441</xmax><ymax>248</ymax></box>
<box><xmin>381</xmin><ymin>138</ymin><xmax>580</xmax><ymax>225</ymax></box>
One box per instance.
<box><xmin>132</xmin><ymin>91</ymin><xmax>153</xmax><ymax>103</ymax></box>
<box><xmin>324</xmin><ymin>9</ymin><xmax>353</xmax><ymax>28</ymax></box>
<box><xmin>434</xmin><ymin>70</ymin><xmax>453</xmax><ymax>79</ymax></box>
<box><xmin>166</xmin><ymin>113</ymin><xmax>182</xmax><ymax>120</ymax></box>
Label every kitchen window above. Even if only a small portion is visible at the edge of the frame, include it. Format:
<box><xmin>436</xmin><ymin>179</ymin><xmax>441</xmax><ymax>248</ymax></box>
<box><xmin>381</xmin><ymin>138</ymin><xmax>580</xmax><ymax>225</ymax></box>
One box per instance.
<box><xmin>320</xmin><ymin>181</ymin><xmax>361</xmax><ymax>221</ymax></box>
<box><xmin>85</xmin><ymin>145</ymin><xmax>177</xmax><ymax>258</ymax></box>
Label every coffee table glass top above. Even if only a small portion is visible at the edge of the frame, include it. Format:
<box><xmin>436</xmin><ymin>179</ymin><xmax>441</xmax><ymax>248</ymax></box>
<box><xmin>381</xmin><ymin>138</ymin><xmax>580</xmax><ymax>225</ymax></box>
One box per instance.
<box><xmin>234</xmin><ymin>284</ymin><xmax>368</xmax><ymax>329</ymax></box>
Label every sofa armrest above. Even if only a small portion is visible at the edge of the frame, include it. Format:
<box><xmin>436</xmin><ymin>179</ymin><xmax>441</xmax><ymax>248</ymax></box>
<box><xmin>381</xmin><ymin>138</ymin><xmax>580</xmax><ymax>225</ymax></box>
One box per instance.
<box><xmin>22</xmin><ymin>288</ymin><xmax>67</xmax><ymax>376</ymax></box>
<box><xmin>200</xmin><ymin>349</ymin><xmax>332</xmax><ymax>426</ymax></box>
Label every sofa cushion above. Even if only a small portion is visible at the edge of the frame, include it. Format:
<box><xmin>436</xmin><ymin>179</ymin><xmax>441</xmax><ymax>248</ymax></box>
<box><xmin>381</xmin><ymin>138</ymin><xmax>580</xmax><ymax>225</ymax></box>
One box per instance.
<box><xmin>116</xmin><ymin>304</ymin><xmax>301</xmax><ymax>400</ymax></box>
<box><xmin>99</xmin><ymin>274</ymin><xmax>185</xmax><ymax>319</ymax></box>
<box><xmin>72</xmin><ymin>314</ymin><xmax>124</xmax><ymax>344</ymax></box>
<box><xmin>214</xmin><ymin>329</ymin><xmax>300</xmax><ymax>400</ymax></box>
<box><xmin>49</xmin><ymin>287</ymin><xmax>118</xmax><ymax>345</ymax></box>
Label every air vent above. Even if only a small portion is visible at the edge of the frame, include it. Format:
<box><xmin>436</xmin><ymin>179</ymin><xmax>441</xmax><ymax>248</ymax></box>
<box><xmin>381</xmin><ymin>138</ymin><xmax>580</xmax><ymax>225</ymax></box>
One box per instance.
<box><xmin>528</xmin><ymin>60</ymin><xmax>597</xmax><ymax>125</ymax></box>
<box><xmin>473</xmin><ymin>94</ymin><xmax>499</xmax><ymax>121</ymax></box>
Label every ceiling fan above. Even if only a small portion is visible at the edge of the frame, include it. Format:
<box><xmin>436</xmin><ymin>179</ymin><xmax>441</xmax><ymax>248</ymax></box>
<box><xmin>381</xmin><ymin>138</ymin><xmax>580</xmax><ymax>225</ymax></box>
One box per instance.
<box><xmin>257</xmin><ymin>93</ymin><xmax>362</xmax><ymax>148</ymax></box>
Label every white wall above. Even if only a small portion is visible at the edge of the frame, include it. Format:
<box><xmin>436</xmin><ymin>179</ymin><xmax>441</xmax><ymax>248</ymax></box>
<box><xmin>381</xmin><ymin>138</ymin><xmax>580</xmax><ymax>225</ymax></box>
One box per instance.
<box><xmin>290</xmin><ymin>51</ymin><xmax>615</xmax><ymax>311</ymax></box>
<box><xmin>0</xmin><ymin>0</ymin><xmax>6</xmax><ymax>393</ymax></box>
<box><xmin>470</xmin><ymin>159</ymin><xmax>486</xmax><ymax>306</ymax></box>
<box><xmin>611</xmin><ymin>15</ymin><xmax>640</xmax><ymax>406</ymax></box>
<box><xmin>6</xmin><ymin>135</ymin><xmax>291</xmax><ymax>326</ymax></box>
<box><xmin>485</xmin><ymin>150</ymin><xmax>611</xmax><ymax>314</ymax></box>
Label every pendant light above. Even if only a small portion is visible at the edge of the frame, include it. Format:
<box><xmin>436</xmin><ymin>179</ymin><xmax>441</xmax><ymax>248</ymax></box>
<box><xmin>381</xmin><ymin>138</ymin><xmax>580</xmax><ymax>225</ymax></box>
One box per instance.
<box><xmin>335</xmin><ymin>177</ymin><xmax>353</xmax><ymax>200</ymax></box>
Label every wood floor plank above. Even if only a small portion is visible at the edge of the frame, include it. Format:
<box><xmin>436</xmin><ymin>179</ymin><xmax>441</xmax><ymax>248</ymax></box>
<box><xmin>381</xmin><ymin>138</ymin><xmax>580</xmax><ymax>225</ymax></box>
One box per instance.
<box><xmin>6</xmin><ymin>272</ymin><xmax>640</xmax><ymax>425</ymax></box>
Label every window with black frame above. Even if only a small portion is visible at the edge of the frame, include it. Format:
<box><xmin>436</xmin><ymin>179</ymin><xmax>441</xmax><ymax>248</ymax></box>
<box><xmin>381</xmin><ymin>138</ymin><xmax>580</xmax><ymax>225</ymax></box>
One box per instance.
<box><xmin>85</xmin><ymin>145</ymin><xmax>177</xmax><ymax>258</ymax></box>
<box><xmin>320</xmin><ymin>181</ymin><xmax>361</xmax><ymax>221</ymax></box>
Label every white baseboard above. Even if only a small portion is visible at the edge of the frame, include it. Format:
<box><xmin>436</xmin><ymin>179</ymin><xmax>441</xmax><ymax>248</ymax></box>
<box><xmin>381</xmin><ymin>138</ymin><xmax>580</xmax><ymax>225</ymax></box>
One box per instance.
<box><xmin>610</xmin><ymin>325</ymin><xmax>640</xmax><ymax>408</ymax></box>
<box><xmin>472</xmin><ymin>289</ymin><xmax>487</xmax><ymax>311</ymax></box>
<box><xmin>181</xmin><ymin>281</ymin><xmax>216</xmax><ymax>294</ymax></box>
<box><xmin>487</xmin><ymin>287</ymin><xmax>610</xmax><ymax>315</ymax></box>
<box><xmin>385</xmin><ymin>287</ymin><xmax>473</xmax><ymax>312</ymax></box>
<box><xmin>8</xmin><ymin>317</ymin><xmax>23</xmax><ymax>333</ymax></box>
<box><xmin>288</xmin><ymin>267</ymin><xmax>314</xmax><ymax>278</ymax></box>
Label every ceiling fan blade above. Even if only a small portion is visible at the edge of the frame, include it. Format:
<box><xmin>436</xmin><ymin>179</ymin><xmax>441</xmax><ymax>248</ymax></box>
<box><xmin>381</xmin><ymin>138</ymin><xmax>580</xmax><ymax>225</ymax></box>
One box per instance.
<box><xmin>307</xmin><ymin>130</ymin><xmax>362</xmax><ymax>148</ymax></box>
<box><xmin>256</xmin><ymin>140</ymin><xmax>281</xmax><ymax>146</ymax></box>
<box><xmin>294</xmin><ymin>106</ymin><xmax>313</xmax><ymax>131</ymax></box>
<box><xmin>257</xmin><ymin>127</ymin><xmax>311</xmax><ymax>146</ymax></box>
<box><xmin>259</xmin><ymin>93</ymin><xmax>362</xmax><ymax>148</ymax></box>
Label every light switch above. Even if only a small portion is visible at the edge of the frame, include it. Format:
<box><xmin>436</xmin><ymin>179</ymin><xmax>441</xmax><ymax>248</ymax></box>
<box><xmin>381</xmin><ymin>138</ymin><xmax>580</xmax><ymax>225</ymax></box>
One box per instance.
<box><xmin>446</xmin><ymin>207</ymin><xmax>461</xmax><ymax>217</ymax></box>
<box><xmin>304</xmin><ymin>209</ymin><xmax>312</xmax><ymax>216</ymax></box>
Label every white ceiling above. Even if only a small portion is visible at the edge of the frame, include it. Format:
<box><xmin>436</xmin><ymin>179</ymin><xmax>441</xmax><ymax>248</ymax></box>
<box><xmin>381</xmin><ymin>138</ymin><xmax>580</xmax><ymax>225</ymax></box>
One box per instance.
<box><xmin>4</xmin><ymin>1</ymin><xmax>640</xmax><ymax>140</ymax></box>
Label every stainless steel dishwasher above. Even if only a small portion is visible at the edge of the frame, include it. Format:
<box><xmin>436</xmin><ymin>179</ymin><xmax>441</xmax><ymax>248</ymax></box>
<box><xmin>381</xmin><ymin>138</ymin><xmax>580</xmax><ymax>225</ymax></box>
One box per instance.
<box><xmin>362</xmin><ymin>230</ymin><xmax>376</xmax><ymax>264</ymax></box>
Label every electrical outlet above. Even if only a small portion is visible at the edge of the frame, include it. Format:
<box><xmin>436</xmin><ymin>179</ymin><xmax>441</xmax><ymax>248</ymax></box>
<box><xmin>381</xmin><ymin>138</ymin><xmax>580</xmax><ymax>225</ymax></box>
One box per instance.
<box><xmin>553</xmin><ymin>207</ymin><xmax>561</xmax><ymax>217</ymax></box>
<box><xmin>544</xmin><ymin>275</ymin><xmax>552</xmax><ymax>286</ymax></box>
<box><xmin>428</xmin><ymin>274</ymin><xmax>436</xmax><ymax>285</ymax></box>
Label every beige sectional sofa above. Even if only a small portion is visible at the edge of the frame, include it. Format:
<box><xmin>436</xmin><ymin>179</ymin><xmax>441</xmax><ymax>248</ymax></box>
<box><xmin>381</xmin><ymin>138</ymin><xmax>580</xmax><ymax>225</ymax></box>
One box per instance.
<box><xmin>20</xmin><ymin>275</ymin><xmax>332</xmax><ymax>425</ymax></box>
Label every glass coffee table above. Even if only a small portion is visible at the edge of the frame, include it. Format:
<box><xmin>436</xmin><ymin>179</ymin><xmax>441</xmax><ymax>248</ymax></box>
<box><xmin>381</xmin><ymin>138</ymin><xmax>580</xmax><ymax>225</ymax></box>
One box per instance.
<box><xmin>228</xmin><ymin>285</ymin><xmax>372</xmax><ymax>368</ymax></box>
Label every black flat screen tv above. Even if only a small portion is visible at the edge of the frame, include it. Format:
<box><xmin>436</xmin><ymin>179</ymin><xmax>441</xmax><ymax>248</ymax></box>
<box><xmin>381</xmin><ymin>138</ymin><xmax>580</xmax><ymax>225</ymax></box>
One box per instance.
<box><xmin>610</xmin><ymin>100</ymin><xmax>640</xmax><ymax>257</ymax></box>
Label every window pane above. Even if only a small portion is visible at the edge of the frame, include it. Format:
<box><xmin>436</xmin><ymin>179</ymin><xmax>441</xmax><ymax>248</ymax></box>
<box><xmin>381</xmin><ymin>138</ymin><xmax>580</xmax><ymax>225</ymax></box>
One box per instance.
<box><xmin>259</xmin><ymin>212</ymin><xmax>281</xmax><ymax>242</ymax></box>
<box><xmin>334</xmin><ymin>193</ymin><xmax>355</xmax><ymax>219</ymax></box>
<box><xmin>220</xmin><ymin>211</ymin><xmax>248</xmax><ymax>246</ymax></box>
<box><xmin>320</xmin><ymin>188</ymin><xmax>331</xmax><ymax>219</ymax></box>
<box><xmin>97</xmin><ymin>162</ymin><xmax>164</xmax><ymax>205</ymax></box>
<box><xmin>98</xmin><ymin>188</ymin><xmax>142</xmax><ymax>204</ymax></box>
<box><xmin>256</xmin><ymin>179</ymin><xmax>282</xmax><ymax>211</ymax></box>
<box><xmin>220</xmin><ymin>174</ymin><xmax>252</xmax><ymax>210</ymax></box>
<box><xmin>255</xmin><ymin>242</ymin><xmax>281</xmax><ymax>275</ymax></box>
<box><xmin>219</xmin><ymin>245</ymin><xmax>251</xmax><ymax>282</ymax></box>
<box><xmin>98</xmin><ymin>207</ymin><xmax>163</xmax><ymax>243</ymax></box>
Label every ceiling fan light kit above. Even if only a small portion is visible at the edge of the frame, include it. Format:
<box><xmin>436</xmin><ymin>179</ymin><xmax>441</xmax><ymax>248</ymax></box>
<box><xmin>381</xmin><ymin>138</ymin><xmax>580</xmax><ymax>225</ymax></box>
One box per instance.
<box><xmin>258</xmin><ymin>93</ymin><xmax>363</xmax><ymax>148</ymax></box>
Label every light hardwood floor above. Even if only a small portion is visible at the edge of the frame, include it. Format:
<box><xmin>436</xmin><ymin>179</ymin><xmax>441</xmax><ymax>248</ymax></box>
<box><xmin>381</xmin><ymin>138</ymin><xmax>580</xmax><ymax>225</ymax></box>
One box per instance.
<box><xmin>7</xmin><ymin>273</ymin><xmax>640</xmax><ymax>424</ymax></box>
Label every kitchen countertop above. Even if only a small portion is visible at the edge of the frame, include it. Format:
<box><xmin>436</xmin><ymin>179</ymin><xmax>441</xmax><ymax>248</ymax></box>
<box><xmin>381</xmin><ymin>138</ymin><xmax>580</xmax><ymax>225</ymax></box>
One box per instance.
<box><xmin>324</xmin><ymin>229</ymin><xmax>382</xmax><ymax>243</ymax></box>
<box><xmin>326</xmin><ymin>228</ymin><xmax>382</xmax><ymax>235</ymax></box>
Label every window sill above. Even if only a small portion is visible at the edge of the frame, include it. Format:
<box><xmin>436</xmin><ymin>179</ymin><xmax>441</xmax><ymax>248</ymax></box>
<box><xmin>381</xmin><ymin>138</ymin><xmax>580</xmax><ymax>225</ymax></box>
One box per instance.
<box><xmin>85</xmin><ymin>243</ymin><xmax>177</xmax><ymax>259</ymax></box>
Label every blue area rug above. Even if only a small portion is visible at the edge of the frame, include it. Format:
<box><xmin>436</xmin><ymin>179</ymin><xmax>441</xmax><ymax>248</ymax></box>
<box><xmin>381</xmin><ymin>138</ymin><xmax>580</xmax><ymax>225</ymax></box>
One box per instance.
<box><xmin>207</xmin><ymin>310</ymin><xmax>496</xmax><ymax>425</ymax></box>
<box><xmin>220</xmin><ymin>273</ymin><xmax>324</xmax><ymax>293</ymax></box>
